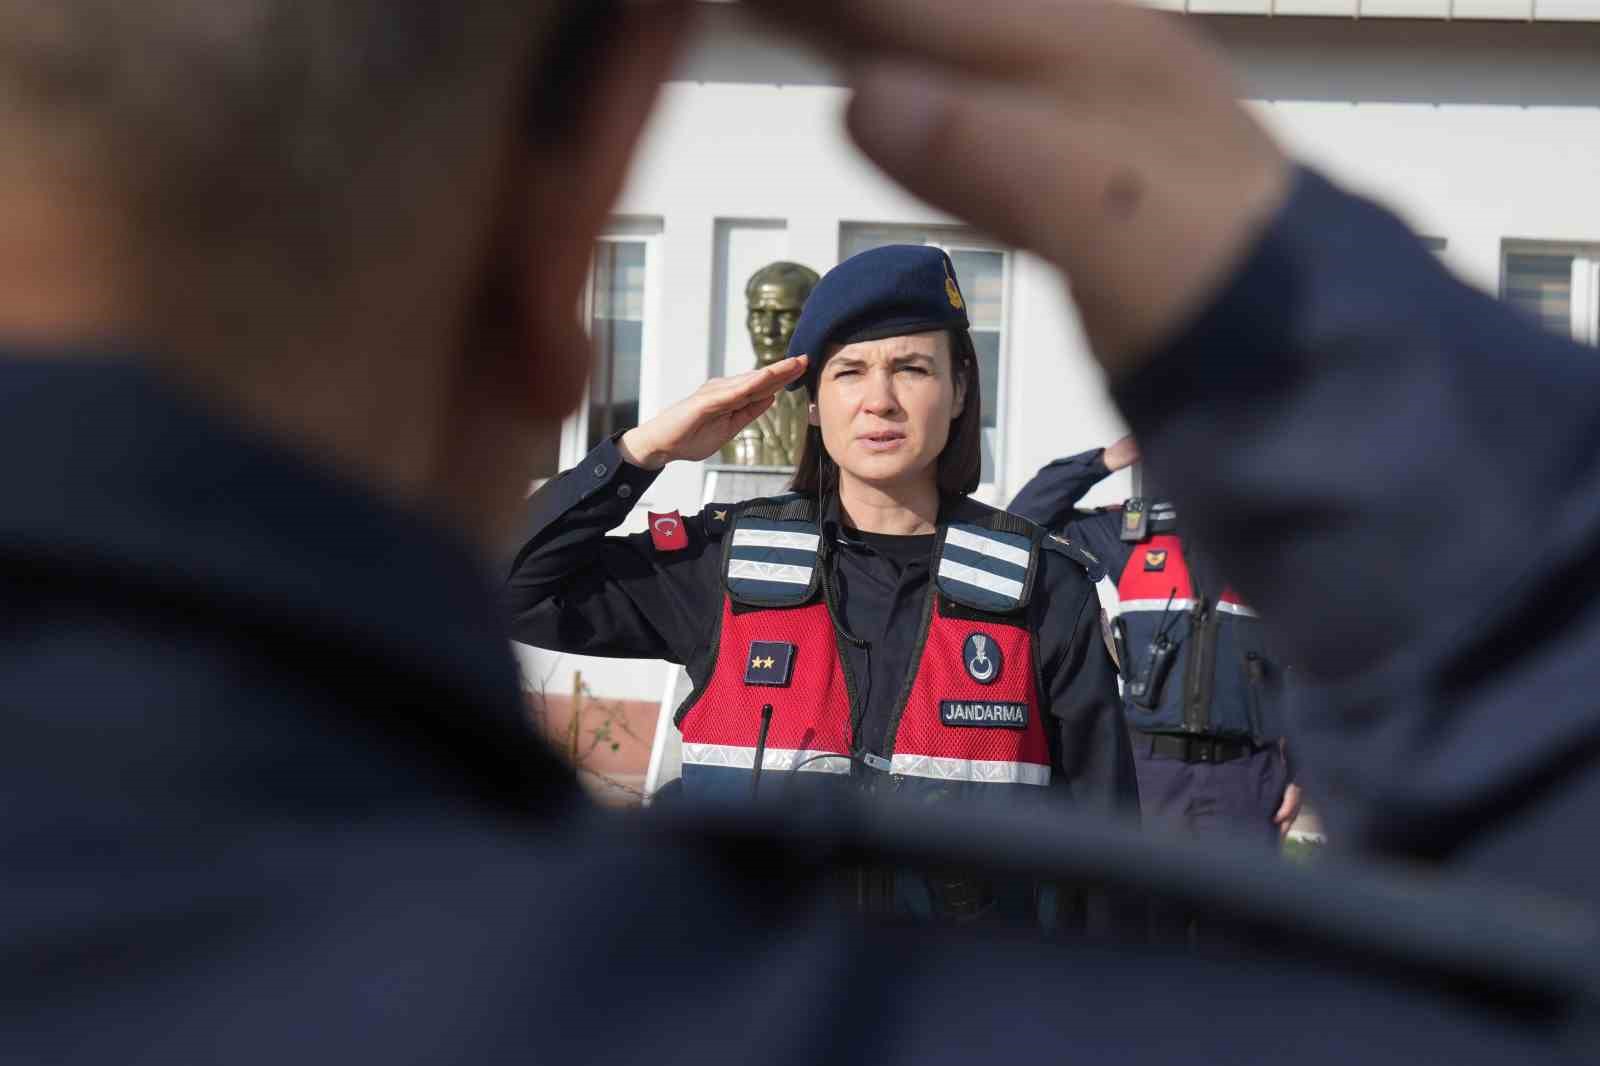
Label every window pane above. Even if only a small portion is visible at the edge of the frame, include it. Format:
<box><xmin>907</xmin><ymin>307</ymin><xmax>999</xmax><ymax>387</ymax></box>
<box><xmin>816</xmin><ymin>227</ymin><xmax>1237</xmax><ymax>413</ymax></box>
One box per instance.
<box><xmin>971</xmin><ymin>328</ymin><xmax>1001</xmax><ymax>486</ymax></box>
<box><xmin>589</xmin><ymin>241</ymin><xmax>647</xmax><ymax>451</ymax></box>
<box><xmin>970</xmin><ymin>329</ymin><xmax>1001</xmax><ymax>430</ymax></box>
<box><xmin>839</xmin><ymin>228</ymin><xmax>896</xmax><ymax>261</ymax></box>
<box><xmin>1505</xmin><ymin>251</ymin><xmax>1576</xmax><ymax>338</ymax></box>
<box><xmin>948</xmin><ymin>250</ymin><xmax>1004</xmax><ymax>329</ymax></box>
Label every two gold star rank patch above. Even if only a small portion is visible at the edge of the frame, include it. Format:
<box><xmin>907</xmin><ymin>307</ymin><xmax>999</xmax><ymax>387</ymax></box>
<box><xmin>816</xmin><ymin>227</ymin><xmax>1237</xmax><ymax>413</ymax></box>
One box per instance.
<box><xmin>744</xmin><ymin>641</ymin><xmax>796</xmax><ymax>686</ymax></box>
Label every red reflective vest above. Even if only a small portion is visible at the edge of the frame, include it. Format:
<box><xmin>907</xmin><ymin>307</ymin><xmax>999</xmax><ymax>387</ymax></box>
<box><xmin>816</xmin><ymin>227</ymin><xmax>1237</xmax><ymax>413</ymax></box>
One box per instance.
<box><xmin>1115</xmin><ymin>531</ymin><xmax>1271</xmax><ymax>739</ymax></box>
<box><xmin>675</xmin><ymin>496</ymin><xmax>1052</xmax><ymax>802</ymax></box>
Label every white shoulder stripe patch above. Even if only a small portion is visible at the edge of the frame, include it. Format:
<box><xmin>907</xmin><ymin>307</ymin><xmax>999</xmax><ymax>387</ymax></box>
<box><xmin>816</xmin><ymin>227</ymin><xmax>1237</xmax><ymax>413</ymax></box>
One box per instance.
<box><xmin>731</xmin><ymin>528</ymin><xmax>821</xmax><ymax>552</ymax></box>
<box><xmin>944</xmin><ymin>526</ymin><xmax>1031</xmax><ymax>570</ymax></box>
<box><xmin>728</xmin><ymin>559</ymin><xmax>813</xmax><ymax>585</ymax></box>
<box><xmin>937</xmin><ymin>558</ymin><xmax>1024</xmax><ymax>601</ymax></box>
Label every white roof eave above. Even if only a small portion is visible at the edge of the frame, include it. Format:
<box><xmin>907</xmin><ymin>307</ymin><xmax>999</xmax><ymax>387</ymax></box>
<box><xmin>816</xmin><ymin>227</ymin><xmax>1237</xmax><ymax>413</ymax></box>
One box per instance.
<box><xmin>697</xmin><ymin>0</ymin><xmax>1599</xmax><ymax>22</ymax></box>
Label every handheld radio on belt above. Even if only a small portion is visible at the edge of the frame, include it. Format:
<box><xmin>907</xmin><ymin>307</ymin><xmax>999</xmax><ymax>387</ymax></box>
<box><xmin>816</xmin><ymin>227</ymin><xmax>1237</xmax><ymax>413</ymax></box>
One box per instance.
<box><xmin>1129</xmin><ymin>591</ymin><xmax>1182</xmax><ymax>709</ymax></box>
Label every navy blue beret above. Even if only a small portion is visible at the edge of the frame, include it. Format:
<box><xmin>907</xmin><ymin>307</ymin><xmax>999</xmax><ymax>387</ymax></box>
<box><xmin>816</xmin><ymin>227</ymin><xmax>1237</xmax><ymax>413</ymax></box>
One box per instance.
<box><xmin>784</xmin><ymin>245</ymin><xmax>971</xmax><ymax>391</ymax></box>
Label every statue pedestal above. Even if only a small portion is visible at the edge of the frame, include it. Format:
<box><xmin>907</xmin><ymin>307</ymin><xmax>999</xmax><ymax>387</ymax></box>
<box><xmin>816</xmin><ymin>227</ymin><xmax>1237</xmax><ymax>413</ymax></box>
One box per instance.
<box><xmin>701</xmin><ymin>462</ymin><xmax>795</xmax><ymax>506</ymax></box>
<box><xmin>643</xmin><ymin>462</ymin><xmax>798</xmax><ymax>802</ymax></box>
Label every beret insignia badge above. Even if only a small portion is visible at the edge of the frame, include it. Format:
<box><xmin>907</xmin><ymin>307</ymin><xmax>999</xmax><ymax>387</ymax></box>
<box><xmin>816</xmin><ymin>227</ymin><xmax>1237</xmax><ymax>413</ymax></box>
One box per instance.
<box><xmin>944</xmin><ymin>261</ymin><xmax>964</xmax><ymax>310</ymax></box>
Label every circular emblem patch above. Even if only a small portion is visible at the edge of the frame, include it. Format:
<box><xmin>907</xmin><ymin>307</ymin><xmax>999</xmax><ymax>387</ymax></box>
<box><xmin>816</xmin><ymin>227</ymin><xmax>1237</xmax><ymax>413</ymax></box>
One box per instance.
<box><xmin>963</xmin><ymin>632</ymin><xmax>1001</xmax><ymax>685</ymax></box>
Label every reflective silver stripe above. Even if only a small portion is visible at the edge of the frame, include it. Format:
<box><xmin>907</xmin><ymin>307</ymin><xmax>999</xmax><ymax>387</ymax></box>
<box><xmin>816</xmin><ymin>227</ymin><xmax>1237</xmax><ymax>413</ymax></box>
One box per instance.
<box><xmin>727</xmin><ymin>559</ymin><xmax>813</xmax><ymax>585</ymax></box>
<box><xmin>731</xmin><ymin>528</ymin><xmax>821</xmax><ymax>552</ymax></box>
<box><xmin>937</xmin><ymin>558</ymin><xmax>1025</xmax><ymax>601</ymax></box>
<box><xmin>945</xmin><ymin>526</ymin><xmax>1031</xmax><ymax>570</ymax></box>
<box><xmin>682</xmin><ymin>743</ymin><xmax>851</xmax><ymax>774</ymax></box>
<box><xmin>889</xmin><ymin>753</ymin><xmax>1050</xmax><ymax>787</ymax></box>
<box><xmin>1117</xmin><ymin>597</ymin><xmax>1197</xmax><ymax>614</ymax></box>
<box><xmin>1118</xmin><ymin>598</ymin><xmax>1255</xmax><ymax>618</ymax></box>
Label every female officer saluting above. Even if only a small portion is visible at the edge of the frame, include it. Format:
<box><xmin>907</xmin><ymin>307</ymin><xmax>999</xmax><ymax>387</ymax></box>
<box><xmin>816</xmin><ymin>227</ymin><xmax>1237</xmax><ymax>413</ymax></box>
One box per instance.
<box><xmin>507</xmin><ymin>246</ymin><xmax>1136</xmax><ymax>923</ymax></box>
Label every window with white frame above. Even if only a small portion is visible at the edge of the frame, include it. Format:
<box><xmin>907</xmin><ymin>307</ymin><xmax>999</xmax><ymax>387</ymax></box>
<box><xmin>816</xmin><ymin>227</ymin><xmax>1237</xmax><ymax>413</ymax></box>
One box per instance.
<box><xmin>587</xmin><ymin>239</ymin><xmax>648</xmax><ymax>450</ymax></box>
<box><xmin>838</xmin><ymin>226</ymin><xmax>1010</xmax><ymax>486</ymax></box>
<box><xmin>1502</xmin><ymin>241</ymin><xmax>1600</xmax><ymax>346</ymax></box>
<box><xmin>531</xmin><ymin>225</ymin><xmax>661</xmax><ymax>482</ymax></box>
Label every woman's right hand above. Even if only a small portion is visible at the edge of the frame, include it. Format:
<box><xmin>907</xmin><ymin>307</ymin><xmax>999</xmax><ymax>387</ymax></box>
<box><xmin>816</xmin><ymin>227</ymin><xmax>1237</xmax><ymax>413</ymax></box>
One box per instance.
<box><xmin>618</xmin><ymin>355</ymin><xmax>808</xmax><ymax>470</ymax></box>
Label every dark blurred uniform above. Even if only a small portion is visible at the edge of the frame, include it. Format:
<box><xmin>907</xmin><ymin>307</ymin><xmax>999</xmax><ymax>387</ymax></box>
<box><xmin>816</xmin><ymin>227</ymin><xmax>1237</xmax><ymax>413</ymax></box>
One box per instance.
<box><xmin>1108</xmin><ymin>168</ymin><xmax>1600</xmax><ymax>908</ymax></box>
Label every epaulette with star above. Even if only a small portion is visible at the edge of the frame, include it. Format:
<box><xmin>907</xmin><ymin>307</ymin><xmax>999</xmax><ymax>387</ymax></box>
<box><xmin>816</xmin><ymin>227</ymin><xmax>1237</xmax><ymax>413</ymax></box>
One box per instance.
<box><xmin>699</xmin><ymin>502</ymin><xmax>734</xmax><ymax>540</ymax></box>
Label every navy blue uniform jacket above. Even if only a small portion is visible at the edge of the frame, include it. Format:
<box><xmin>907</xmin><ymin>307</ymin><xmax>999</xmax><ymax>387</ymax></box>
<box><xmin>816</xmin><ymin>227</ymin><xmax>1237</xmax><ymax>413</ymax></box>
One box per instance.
<box><xmin>1009</xmin><ymin>449</ymin><xmax>1126</xmax><ymax>572</ymax></box>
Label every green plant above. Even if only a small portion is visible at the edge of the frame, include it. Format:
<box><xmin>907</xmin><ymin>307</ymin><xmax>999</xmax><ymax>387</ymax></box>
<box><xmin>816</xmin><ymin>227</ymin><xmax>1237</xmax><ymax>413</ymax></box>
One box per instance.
<box><xmin>1282</xmin><ymin>836</ymin><xmax>1325</xmax><ymax>863</ymax></box>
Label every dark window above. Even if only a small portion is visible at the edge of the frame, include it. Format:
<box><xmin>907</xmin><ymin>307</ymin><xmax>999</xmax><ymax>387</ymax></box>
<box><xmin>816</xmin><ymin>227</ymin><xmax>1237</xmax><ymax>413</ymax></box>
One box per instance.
<box><xmin>588</xmin><ymin>241</ymin><xmax>647</xmax><ymax>450</ymax></box>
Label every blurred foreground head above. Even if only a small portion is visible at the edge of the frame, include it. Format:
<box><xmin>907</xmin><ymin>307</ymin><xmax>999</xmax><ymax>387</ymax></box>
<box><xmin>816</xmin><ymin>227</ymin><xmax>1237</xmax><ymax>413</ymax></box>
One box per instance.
<box><xmin>0</xmin><ymin>0</ymin><xmax>686</xmax><ymax>546</ymax></box>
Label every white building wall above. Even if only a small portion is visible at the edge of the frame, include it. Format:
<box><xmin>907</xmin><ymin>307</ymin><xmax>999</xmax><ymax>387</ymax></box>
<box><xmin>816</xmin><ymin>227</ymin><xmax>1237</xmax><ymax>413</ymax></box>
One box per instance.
<box><xmin>518</xmin><ymin>12</ymin><xmax>1600</xmax><ymax>704</ymax></box>
<box><xmin>1263</xmin><ymin>102</ymin><xmax>1600</xmax><ymax>292</ymax></box>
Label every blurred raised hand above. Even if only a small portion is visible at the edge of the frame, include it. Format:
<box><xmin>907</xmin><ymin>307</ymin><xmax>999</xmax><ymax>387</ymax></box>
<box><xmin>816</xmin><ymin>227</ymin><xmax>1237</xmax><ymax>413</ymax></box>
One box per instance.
<box><xmin>747</xmin><ymin>0</ymin><xmax>1291</xmax><ymax>369</ymax></box>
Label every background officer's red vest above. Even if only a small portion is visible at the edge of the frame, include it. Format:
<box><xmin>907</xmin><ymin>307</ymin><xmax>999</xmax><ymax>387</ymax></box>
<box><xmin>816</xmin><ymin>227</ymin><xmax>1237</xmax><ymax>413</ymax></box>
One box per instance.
<box><xmin>1115</xmin><ymin>530</ymin><xmax>1280</xmax><ymax>740</ymax></box>
<box><xmin>675</xmin><ymin>496</ymin><xmax>1051</xmax><ymax>804</ymax></box>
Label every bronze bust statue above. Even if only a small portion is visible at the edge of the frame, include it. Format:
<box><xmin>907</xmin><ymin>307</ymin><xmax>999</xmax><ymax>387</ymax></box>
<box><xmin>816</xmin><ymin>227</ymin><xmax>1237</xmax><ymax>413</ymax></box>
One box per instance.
<box><xmin>720</xmin><ymin>261</ymin><xmax>819</xmax><ymax>467</ymax></box>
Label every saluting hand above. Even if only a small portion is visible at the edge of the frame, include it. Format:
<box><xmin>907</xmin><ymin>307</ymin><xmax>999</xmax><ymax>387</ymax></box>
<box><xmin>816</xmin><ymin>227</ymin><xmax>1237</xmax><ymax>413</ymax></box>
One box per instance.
<box><xmin>618</xmin><ymin>356</ymin><xmax>809</xmax><ymax>470</ymax></box>
<box><xmin>1102</xmin><ymin>435</ymin><xmax>1140</xmax><ymax>474</ymax></box>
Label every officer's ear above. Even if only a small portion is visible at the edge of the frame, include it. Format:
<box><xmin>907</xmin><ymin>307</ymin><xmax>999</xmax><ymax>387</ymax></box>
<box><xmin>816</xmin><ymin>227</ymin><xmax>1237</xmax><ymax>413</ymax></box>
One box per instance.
<box><xmin>505</xmin><ymin>1</ymin><xmax>693</xmax><ymax>422</ymax></box>
<box><xmin>807</xmin><ymin>401</ymin><xmax>820</xmax><ymax>427</ymax></box>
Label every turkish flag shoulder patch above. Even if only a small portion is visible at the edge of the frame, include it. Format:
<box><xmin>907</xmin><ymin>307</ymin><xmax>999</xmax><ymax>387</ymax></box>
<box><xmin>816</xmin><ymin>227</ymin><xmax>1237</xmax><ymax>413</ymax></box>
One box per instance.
<box><xmin>648</xmin><ymin>510</ymin><xmax>688</xmax><ymax>552</ymax></box>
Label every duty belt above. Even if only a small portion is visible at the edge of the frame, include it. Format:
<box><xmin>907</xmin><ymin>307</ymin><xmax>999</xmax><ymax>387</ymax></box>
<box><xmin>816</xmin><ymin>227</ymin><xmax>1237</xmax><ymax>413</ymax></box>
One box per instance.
<box><xmin>1135</xmin><ymin>730</ymin><xmax>1261</xmax><ymax>765</ymax></box>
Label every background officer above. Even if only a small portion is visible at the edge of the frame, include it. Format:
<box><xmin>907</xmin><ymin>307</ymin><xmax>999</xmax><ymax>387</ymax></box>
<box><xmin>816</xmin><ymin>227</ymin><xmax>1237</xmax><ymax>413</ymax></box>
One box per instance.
<box><xmin>1012</xmin><ymin>436</ymin><xmax>1301</xmax><ymax>943</ymax></box>
<box><xmin>508</xmin><ymin>244</ymin><xmax>1139</xmax><ymax>928</ymax></box>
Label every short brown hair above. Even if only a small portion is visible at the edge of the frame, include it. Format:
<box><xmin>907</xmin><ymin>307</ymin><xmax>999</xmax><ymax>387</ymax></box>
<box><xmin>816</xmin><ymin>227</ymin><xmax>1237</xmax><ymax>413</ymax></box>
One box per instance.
<box><xmin>790</xmin><ymin>329</ymin><xmax>982</xmax><ymax>499</ymax></box>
